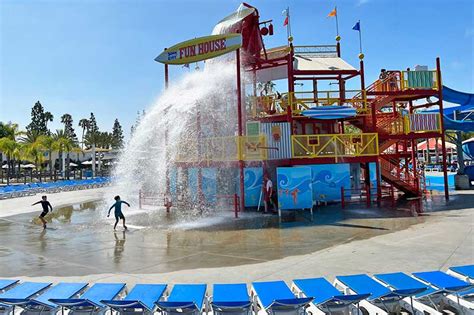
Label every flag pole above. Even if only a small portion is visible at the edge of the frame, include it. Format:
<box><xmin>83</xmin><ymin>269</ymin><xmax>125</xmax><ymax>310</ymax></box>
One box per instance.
<box><xmin>358</xmin><ymin>20</ymin><xmax>363</xmax><ymax>53</ymax></box>
<box><xmin>287</xmin><ymin>7</ymin><xmax>291</xmax><ymax>40</ymax></box>
<box><xmin>335</xmin><ymin>6</ymin><xmax>339</xmax><ymax>36</ymax></box>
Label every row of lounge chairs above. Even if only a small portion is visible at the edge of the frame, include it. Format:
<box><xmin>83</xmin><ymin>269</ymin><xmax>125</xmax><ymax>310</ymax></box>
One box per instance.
<box><xmin>0</xmin><ymin>265</ymin><xmax>472</xmax><ymax>315</ymax></box>
<box><xmin>0</xmin><ymin>177</ymin><xmax>110</xmax><ymax>199</ymax></box>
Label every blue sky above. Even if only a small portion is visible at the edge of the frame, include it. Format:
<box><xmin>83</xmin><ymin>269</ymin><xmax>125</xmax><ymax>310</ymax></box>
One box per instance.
<box><xmin>1</xmin><ymin>0</ymin><xmax>473</xmax><ymax>137</ymax></box>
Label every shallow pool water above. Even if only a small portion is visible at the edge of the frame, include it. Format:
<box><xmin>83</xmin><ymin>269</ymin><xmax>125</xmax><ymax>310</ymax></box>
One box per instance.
<box><xmin>0</xmin><ymin>193</ymin><xmax>462</xmax><ymax>277</ymax></box>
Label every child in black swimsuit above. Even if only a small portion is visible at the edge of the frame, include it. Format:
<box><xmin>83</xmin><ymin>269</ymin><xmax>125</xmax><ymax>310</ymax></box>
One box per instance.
<box><xmin>32</xmin><ymin>195</ymin><xmax>53</xmax><ymax>229</ymax></box>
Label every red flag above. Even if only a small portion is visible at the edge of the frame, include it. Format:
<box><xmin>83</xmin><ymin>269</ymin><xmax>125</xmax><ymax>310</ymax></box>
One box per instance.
<box><xmin>283</xmin><ymin>16</ymin><xmax>289</xmax><ymax>26</ymax></box>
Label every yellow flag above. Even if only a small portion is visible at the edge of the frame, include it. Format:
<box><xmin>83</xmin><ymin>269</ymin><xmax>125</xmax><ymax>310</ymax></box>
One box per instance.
<box><xmin>327</xmin><ymin>7</ymin><xmax>337</xmax><ymax>17</ymax></box>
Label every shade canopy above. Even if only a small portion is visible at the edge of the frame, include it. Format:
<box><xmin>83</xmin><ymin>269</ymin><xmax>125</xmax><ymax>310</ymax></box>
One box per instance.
<box><xmin>20</xmin><ymin>164</ymin><xmax>36</xmax><ymax>168</ymax></box>
<box><xmin>256</xmin><ymin>56</ymin><xmax>357</xmax><ymax>82</ymax></box>
<box><xmin>417</xmin><ymin>139</ymin><xmax>456</xmax><ymax>151</ymax></box>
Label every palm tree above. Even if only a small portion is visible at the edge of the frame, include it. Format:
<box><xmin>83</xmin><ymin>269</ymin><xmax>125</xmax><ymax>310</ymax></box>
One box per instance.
<box><xmin>37</xmin><ymin>135</ymin><xmax>56</xmax><ymax>179</ymax></box>
<box><xmin>257</xmin><ymin>81</ymin><xmax>276</xmax><ymax>95</ymax></box>
<box><xmin>0</xmin><ymin>122</ymin><xmax>21</xmax><ymax>140</ymax></box>
<box><xmin>20</xmin><ymin>130</ymin><xmax>46</xmax><ymax>174</ymax></box>
<box><xmin>53</xmin><ymin>130</ymin><xmax>74</xmax><ymax>177</ymax></box>
<box><xmin>84</xmin><ymin>131</ymin><xmax>101</xmax><ymax>177</ymax></box>
<box><xmin>44</xmin><ymin>112</ymin><xmax>54</xmax><ymax>134</ymax></box>
<box><xmin>0</xmin><ymin>138</ymin><xmax>19</xmax><ymax>185</ymax></box>
<box><xmin>78</xmin><ymin>119</ymin><xmax>90</xmax><ymax>150</ymax></box>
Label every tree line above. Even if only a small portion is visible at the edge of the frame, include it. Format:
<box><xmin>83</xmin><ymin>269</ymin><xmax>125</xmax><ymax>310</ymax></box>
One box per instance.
<box><xmin>0</xmin><ymin>101</ymin><xmax>124</xmax><ymax>183</ymax></box>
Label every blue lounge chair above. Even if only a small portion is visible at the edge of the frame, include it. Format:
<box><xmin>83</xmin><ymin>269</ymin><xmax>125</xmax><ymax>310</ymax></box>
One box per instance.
<box><xmin>0</xmin><ymin>281</ymin><xmax>18</xmax><ymax>293</ymax></box>
<box><xmin>50</xmin><ymin>283</ymin><xmax>125</xmax><ymax>314</ymax></box>
<box><xmin>0</xmin><ymin>282</ymin><xmax>51</xmax><ymax>315</ymax></box>
<box><xmin>101</xmin><ymin>284</ymin><xmax>167</xmax><ymax>314</ymax></box>
<box><xmin>293</xmin><ymin>278</ymin><xmax>370</xmax><ymax>314</ymax></box>
<box><xmin>448</xmin><ymin>265</ymin><xmax>474</xmax><ymax>282</ymax></box>
<box><xmin>335</xmin><ymin>274</ymin><xmax>423</xmax><ymax>314</ymax></box>
<box><xmin>413</xmin><ymin>271</ymin><xmax>474</xmax><ymax>311</ymax></box>
<box><xmin>155</xmin><ymin>284</ymin><xmax>207</xmax><ymax>315</ymax></box>
<box><xmin>5</xmin><ymin>282</ymin><xmax>88</xmax><ymax>315</ymax></box>
<box><xmin>211</xmin><ymin>283</ymin><xmax>251</xmax><ymax>315</ymax></box>
<box><xmin>413</xmin><ymin>271</ymin><xmax>473</xmax><ymax>294</ymax></box>
<box><xmin>251</xmin><ymin>281</ymin><xmax>313</xmax><ymax>315</ymax></box>
<box><xmin>374</xmin><ymin>272</ymin><xmax>443</xmax><ymax>314</ymax></box>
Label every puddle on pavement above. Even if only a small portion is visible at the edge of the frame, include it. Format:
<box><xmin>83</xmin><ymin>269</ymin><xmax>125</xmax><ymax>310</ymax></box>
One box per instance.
<box><xmin>0</xmin><ymin>192</ymin><xmax>466</xmax><ymax>277</ymax></box>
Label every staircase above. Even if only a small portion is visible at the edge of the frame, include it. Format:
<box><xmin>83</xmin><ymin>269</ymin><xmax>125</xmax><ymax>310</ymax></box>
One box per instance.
<box><xmin>351</xmin><ymin>74</ymin><xmax>421</xmax><ymax>196</ymax></box>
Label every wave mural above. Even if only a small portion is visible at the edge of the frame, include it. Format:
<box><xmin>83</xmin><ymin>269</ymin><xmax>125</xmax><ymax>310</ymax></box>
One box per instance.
<box><xmin>243</xmin><ymin>167</ymin><xmax>263</xmax><ymax>207</ymax></box>
<box><xmin>277</xmin><ymin>167</ymin><xmax>313</xmax><ymax>210</ymax></box>
<box><xmin>310</xmin><ymin>164</ymin><xmax>351</xmax><ymax>202</ymax></box>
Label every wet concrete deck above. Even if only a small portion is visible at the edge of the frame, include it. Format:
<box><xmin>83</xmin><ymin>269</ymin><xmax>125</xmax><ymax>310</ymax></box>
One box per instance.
<box><xmin>1</xmin><ymin>191</ymin><xmax>470</xmax><ymax>279</ymax></box>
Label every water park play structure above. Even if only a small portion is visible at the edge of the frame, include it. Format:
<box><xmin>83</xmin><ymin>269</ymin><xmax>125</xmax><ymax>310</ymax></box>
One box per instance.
<box><xmin>121</xmin><ymin>3</ymin><xmax>473</xmax><ymax>216</ymax></box>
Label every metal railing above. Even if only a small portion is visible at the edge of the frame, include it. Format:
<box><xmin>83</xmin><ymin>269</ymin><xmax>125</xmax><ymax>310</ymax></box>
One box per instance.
<box><xmin>380</xmin><ymin>158</ymin><xmax>419</xmax><ymax>192</ymax></box>
<box><xmin>177</xmin><ymin>135</ymin><xmax>268</xmax><ymax>163</ymax></box>
<box><xmin>293</xmin><ymin>45</ymin><xmax>338</xmax><ymax>58</ymax></box>
<box><xmin>249</xmin><ymin>90</ymin><xmax>369</xmax><ymax>118</ymax></box>
<box><xmin>291</xmin><ymin>133</ymin><xmax>379</xmax><ymax>160</ymax></box>
<box><xmin>401</xmin><ymin>70</ymin><xmax>438</xmax><ymax>90</ymax></box>
<box><xmin>367</xmin><ymin>70</ymin><xmax>438</xmax><ymax>93</ymax></box>
<box><xmin>373</xmin><ymin>112</ymin><xmax>441</xmax><ymax>135</ymax></box>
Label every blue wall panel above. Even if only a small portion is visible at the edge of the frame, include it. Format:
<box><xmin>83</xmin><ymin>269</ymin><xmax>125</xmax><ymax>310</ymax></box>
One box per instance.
<box><xmin>309</xmin><ymin>164</ymin><xmax>351</xmax><ymax>202</ymax></box>
<box><xmin>277</xmin><ymin>166</ymin><xmax>313</xmax><ymax>210</ymax></box>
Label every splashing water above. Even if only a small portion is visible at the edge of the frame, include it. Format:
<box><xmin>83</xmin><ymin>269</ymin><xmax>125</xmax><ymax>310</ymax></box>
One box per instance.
<box><xmin>109</xmin><ymin>59</ymin><xmax>244</xmax><ymax>222</ymax></box>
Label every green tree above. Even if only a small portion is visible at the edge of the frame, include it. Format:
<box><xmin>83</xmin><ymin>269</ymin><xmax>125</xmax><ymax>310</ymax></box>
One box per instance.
<box><xmin>0</xmin><ymin>138</ymin><xmax>19</xmax><ymax>185</ymax></box>
<box><xmin>88</xmin><ymin>112</ymin><xmax>99</xmax><ymax>135</ymax></box>
<box><xmin>112</xmin><ymin>119</ymin><xmax>124</xmax><ymax>149</ymax></box>
<box><xmin>61</xmin><ymin>114</ymin><xmax>77</xmax><ymax>142</ymax></box>
<box><xmin>26</xmin><ymin>101</ymin><xmax>53</xmax><ymax>135</ymax></box>
<box><xmin>0</xmin><ymin>122</ymin><xmax>21</xmax><ymax>139</ymax></box>
<box><xmin>78</xmin><ymin>118</ymin><xmax>90</xmax><ymax>149</ymax></box>
<box><xmin>53</xmin><ymin>129</ymin><xmax>77</xmax><ymax>177</ymax></box>
<box><xmin>84</xmin><ymin>115</ymin><xmax>100</xmax><ymax>177</ymax></box>
<box><xmin>20</xmin><ymin>130</ymin><xmax>46</xmax><ymax>172</ymax></box>
<box><xmin>130</xmin><ymin>110</ymin><xmax>145</xmax><ymax>136</ymax></box>
<box><xmin>37</xmin><ymin>135</ymin><xmax>56</xmax><ymax>179</ymax></box>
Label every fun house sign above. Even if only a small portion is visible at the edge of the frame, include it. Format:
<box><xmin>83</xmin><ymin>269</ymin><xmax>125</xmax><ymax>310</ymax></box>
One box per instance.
<box><xmin>155</xmin><ymin>33</ymin><xmax>242</xmax><ymax>65</ymax></box>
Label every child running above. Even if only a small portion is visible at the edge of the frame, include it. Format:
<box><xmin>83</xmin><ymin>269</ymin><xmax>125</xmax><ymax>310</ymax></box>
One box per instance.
<box><xmin>32</xmin><ymin>195</ymin><xmax>53</xmax><ymax>229</ymax></box>
<box><xmin>107</xmin><ymin>195</ymin><xmax>130</xmax><ymax>230</ymax></box>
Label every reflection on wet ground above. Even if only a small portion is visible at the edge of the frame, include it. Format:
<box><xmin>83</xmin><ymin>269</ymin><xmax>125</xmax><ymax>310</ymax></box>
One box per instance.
<box><xmin>0</xmin><ymin>192</ymin><xmax>466</xmax><ymax>277</ymax></box>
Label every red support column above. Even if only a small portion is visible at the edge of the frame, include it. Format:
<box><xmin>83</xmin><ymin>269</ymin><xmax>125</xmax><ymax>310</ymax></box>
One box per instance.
<box><xmin>341</xmin><ymin>187</ymin><xmax>345</xmax><ymax>209</ymax></box>
<box><xmin>196</xmin><ymin>103</ymin><xmax>204</xmax><ymax>212</ymax></box>
<box><xmin>409</xmin><ymin>100</ymin><xmax>419</xmax><ymax>194</ymax></box>
<box><xmin>287</xmin><ymin>44</ymin><xmax>295</xmax><ymax>131</ymax></box>
<box><xmin>366</xmin><ymin>183</ymin><xmax>371</xmax><ymax>207</ymax></box>
<box><xmin>375</xmin><ymin>160</ymin><xmax>381</xmax><ymax>206</ymax></box>
<box><xmin>236</xmin><ymin>49</ymin><xmax>245</xmax><ymax>212</ymax></box>
<box><xmin>436</xmin><ymin>57</ymin><xmax>449</xmax><ymax>201</ymax></box>
<box><xmin>164</xmin><ymin>64</ymin><xmax>171</xmax><ymax>213</ymax></box>
<box><xmin>234</xmin><ymin>193</ymin><xmax>239</xmax><ymax>218</ymax></box>
<box><xmin>139</xmin><ymin>189</ymin><xmax>142</xmax><ymax>209</ymax></box>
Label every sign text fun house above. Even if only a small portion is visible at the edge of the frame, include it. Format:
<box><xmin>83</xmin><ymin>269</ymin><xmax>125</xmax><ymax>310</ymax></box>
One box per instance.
<box><xmin>155</xmin><ymin>34</ymin><xmax>242</xmax><ymax>65</ymax></box>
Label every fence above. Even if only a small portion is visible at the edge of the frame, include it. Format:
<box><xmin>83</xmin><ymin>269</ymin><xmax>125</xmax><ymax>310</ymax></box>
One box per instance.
<box><xmin>138</xmin><ymin>190</ymin><xmax>172</xmax><ymax>212</ymax></box>
<box><xmin>369</xmin><ymin>70</ymin><xmax>438</xmax><ymax>93</ymax></box>
<box><xmin>177</xmin><ymin>135</ymin><xmax>268</xmax><ymax>163</ymax></box>
<box><xmin>216</xmin><ymin>194</ymin><xmax>240</xmax><ymax>218</ymax></box>
<box><xmin>292</xmin><ymin>133</ymin><xmax>379</xmax><ymax>160</ymax></box>
<box><xmin>249</xmin><ymin>89</ymin><xmax>369</xmax><ymax>118</ymax></box>
<box><xmin>340</xmin><ymin>185</ymin><xmax>371</xmax><ymax>208</ymax></box>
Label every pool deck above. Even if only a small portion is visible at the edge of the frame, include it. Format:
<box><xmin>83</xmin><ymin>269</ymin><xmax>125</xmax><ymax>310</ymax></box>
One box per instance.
<box><xmin>0</xmin><ymin>187</ymin><xmax>109</xmax><ymax>218</ymax></box>
<box><xmin>0</xmin><ymin>188</ymin><xmax>472</xmax><ymax>286</ymax></box>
